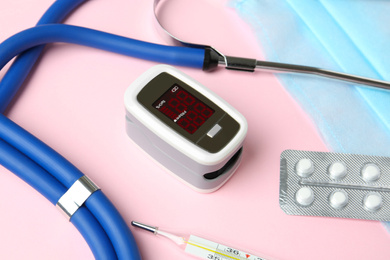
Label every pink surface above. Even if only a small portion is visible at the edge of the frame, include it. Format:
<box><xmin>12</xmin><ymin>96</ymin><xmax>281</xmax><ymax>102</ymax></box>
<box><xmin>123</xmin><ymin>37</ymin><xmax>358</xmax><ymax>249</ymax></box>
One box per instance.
<box><xmin>0</xmin><ymin>0</ymin><xmax>389</xmax><ymax>259</ymax></box>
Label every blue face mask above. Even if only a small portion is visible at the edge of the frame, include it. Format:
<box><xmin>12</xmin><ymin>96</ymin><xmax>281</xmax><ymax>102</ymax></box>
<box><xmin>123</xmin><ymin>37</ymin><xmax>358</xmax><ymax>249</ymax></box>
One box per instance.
<box><xmin>230</xmin><ymin>0</ymin><xmax>390</xmax><ymax>230</ymax></box>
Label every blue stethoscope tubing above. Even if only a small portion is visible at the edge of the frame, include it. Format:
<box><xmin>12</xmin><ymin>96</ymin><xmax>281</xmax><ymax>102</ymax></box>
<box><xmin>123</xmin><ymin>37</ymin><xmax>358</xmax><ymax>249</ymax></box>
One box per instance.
<box><xmin>0</xmin><ymin>0</ymin><xmax>82</xmax><ymax>114</ymax></box>
<box><xmin>0</xmin><ymin>24</ymin><xmax>205</xmax><ymax>79</ymax></box>
<box><xmin>4</xmin><ymin>1</ymin><xmax>389</xmax><ymax>259</ymax></box>
<box><xmin>0</xmin><ymin>0</ymin><xmax>153</xmax><ymax>259</ymax></box>
<box><xmin>0</xmin><ymin>0</ymin><xmax>118</xmax><ymax>259</ymax></box>
<box><xmin>0</xmin><ymin>1</ymin><xmax>208</xmax><ymax>259</ymax></box>
<box><xmin>0</xmin><ymin>26</ymin><xmax>205</xmax><ymax>114</ymax></box>
<box><xmin>3</xmin><ymin>0</ymin><xmax>390</xmax><ymax>258</ymax></box>
<box><xmin>0</xmin><ymin>116</ymin><xmax>140</xmax><ymax>260</ymax></box>
<box><xmin>0</xmin><ymin>138</ymin><xmax>116</xmax><ymax>259</ymax></box>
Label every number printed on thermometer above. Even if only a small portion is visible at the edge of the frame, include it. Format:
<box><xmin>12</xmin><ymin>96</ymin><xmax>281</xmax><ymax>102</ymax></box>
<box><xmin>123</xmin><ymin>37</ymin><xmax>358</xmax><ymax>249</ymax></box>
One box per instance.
<box><xmin>185</xmin><ymin>235</ymin><xmax>266</xmax><ymax>260</ymax></box>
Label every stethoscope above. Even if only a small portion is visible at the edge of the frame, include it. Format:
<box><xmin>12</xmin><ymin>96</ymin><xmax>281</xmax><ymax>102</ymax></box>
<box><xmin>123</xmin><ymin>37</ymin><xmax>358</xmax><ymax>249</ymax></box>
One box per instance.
<box><xmin>0</xmin><ymin>0</ymin><xmax>389</xmax><ymax>260</ymax></box>
<box><xmin>153</xmin><ymin>0</ymin><xmax>390</xmax><ymax>89</ymax></box>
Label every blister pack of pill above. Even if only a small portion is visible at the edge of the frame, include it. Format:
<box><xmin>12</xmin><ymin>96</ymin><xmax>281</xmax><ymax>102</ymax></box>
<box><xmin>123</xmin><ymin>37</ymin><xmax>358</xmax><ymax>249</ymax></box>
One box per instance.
<box><xmin>279</xmin><ymin>150</ymin><xmax>390</xmax><ymax>221</ymax></box>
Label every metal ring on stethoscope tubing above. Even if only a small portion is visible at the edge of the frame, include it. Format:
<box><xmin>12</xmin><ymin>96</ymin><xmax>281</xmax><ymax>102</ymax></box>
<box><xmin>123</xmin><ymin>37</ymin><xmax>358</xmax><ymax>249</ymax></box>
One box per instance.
<box><xmin>56</xmin><ymin>176</ymin><xmax>100</xmax><ymax>220</ymax></box>
<box><xmin>153</xmin><ymin>0</ymin><xmax>390</xmax><ymax>90</ymax></box>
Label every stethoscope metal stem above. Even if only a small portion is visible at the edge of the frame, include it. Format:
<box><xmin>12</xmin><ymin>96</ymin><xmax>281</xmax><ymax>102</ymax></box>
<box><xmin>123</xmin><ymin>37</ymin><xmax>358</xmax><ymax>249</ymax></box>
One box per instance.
<box><xmin>154</xmin><ymin>0</ymin><xmax>390</xmax><ymax>91</ymax></box>
<box><xmin>218</xmin><ymin>56</ymin><xmax>390</xmax><ymax>90</ymax></box>
<box><xmin>255</xmin><ymin>60</ymin><xmax>390</xmax><ymax>90</ymax></box>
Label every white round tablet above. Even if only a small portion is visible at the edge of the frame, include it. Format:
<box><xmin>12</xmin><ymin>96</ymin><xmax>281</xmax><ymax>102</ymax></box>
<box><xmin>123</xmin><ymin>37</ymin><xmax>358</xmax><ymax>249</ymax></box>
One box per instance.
<box><xmin>363</xmin><ymin>193</ymin><xmax>382</xmax><ymax>212</ymax></box>
<box><xmin>295</xmin><ymin>187</ymin><xmax>315</xmax><ymax>206</ymax></box>
<box><xmin>328</xmin><ymin>161</ymin><xmax>347</xmax><ymax>180</ymax></box>
<box><xmin>296</xmin><ymin>158</ymin><xmax>314</xmax><ymax>178</ymax></box>
<box><xmin>329</xmin><ymin>190</ymin><xmax>348</xmax><ymax>209</ymax></box>
<box><xmin>361</xmin><ymin>163</ymin><xmax>380</xmax><ymax>182</ymax></box>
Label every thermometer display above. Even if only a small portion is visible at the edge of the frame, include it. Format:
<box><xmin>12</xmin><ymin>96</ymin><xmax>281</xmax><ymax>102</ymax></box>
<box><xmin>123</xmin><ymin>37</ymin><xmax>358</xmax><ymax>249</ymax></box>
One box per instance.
<box><xmin>153</xmin><ymin>85</ymin><xmax>215</xmax><ymax>134</ymax></box>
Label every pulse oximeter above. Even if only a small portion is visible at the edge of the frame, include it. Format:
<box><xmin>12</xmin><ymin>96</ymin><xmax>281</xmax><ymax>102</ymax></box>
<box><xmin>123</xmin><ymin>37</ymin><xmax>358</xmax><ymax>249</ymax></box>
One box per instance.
<box><xmin>124</xmin><ymin>65</ymin><xmax>247</xmax><ymax>193</ymax></box>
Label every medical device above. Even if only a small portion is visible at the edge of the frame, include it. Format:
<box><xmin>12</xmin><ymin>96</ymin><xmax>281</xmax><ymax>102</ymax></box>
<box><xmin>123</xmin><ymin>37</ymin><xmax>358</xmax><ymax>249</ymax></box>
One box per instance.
<box><xmin>131</xmin><ymin>221</ymin><xmax>268</xmax><ymax>260</ymax></box>
<box><xmin>1</xmin><ymin>0</ymin><xmax>390</xmax><ymax>259</ymax></box>
<box><xmin>153</xmin><ymin>0</ymin><xmax>390</xmax><ymax>90</ymax></box>
<box><xmin>280</xmin><ymin>149</ymin><xmax>390</xmax><ymax>221</ymax></box>
<box><xmin>0</xmin><ymin>1</ymin><xmax>142</xmax><ymax>260</ymax></box>
<box><xmin>125</xmin><ymin>65</ymin><xmax>247</xmax><ymax>192</ymax></box>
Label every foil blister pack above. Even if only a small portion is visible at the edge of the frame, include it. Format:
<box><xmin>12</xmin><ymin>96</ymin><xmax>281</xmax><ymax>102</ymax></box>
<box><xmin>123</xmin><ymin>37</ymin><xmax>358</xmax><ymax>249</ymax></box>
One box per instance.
<box><xmin>279</xmin><ymin>150</ymin><xmax>390</xmax><ymax>221</ymax></box>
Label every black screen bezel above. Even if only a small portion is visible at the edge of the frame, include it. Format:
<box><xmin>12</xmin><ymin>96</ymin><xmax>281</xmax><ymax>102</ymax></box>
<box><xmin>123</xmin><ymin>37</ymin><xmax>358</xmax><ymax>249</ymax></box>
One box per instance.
<box><xmin>137</xmin><ymin>72</ymin><xmax>239</xmax><ymax>153</ymax></box>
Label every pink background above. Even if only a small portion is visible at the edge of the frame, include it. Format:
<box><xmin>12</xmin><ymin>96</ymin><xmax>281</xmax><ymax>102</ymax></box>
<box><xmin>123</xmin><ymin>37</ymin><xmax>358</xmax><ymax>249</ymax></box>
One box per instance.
<box><xmin>0</xmin><ymin>0</ymin><xmax>389</xmax><ymax>259</ymax></box>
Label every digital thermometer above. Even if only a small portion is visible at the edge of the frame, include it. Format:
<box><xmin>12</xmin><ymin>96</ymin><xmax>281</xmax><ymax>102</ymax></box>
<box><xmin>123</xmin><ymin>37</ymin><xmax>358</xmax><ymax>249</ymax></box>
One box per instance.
<box><xmin>124</xmin><ymin>65</ymin><xmax>247</xmax><ymax>192</ymax></box>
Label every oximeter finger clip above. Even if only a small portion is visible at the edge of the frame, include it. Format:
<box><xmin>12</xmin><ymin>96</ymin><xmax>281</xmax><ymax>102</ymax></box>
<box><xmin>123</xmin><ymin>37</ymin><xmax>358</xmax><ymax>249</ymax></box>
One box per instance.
<box><xmin>124</xmin><ymin>65</ymin><xmax>247</xmax><ymax>192</ymax></box>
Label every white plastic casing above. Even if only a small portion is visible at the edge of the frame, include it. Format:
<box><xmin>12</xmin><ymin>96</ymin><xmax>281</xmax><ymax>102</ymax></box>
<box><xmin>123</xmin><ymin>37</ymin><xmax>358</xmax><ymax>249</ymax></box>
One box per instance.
<box><xmin>124</xmin><ymin>65</ymin><xmax>247</xmax><ymax>192</ymax></box>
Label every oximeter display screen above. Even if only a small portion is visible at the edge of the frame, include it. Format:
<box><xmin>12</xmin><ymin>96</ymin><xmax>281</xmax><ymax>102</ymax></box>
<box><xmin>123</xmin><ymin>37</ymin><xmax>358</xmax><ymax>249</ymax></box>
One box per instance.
<box><xmin>153</xmin><ymin>85</ymin><xmax>215</xmax><ymax>134</ymax></box>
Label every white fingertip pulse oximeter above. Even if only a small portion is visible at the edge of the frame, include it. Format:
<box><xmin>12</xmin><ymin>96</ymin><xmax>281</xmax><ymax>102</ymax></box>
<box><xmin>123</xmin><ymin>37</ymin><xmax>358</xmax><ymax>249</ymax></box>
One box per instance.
<box><xmin>124</xmin><ymin>65</ymin><xmax>247</xmax><ymax>193</ymax></box>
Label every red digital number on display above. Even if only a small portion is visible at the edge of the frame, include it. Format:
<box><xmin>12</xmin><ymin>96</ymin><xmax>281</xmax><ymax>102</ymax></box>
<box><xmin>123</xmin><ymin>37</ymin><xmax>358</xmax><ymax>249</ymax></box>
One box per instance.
<box><xmin>153</xmin><ymin>85</ymin><xmax>214</xmax><ymax>134</ymax></box>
